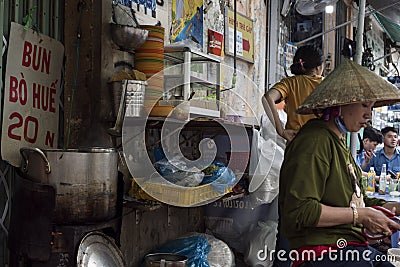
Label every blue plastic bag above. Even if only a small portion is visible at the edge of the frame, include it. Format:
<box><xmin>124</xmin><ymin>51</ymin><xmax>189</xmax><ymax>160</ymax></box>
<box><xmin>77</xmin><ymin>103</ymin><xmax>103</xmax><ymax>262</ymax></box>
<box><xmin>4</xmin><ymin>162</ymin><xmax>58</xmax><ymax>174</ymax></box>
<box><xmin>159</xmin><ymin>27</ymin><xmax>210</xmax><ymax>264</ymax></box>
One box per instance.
<box><xmin>201</xmin><ymin>167</ymin><xmax>236</xmax><ymax>194</ymax></box>
<box><xmin>153</xmin><ymin>147</ymin><xmax>166</xmax><ymax>162</ymax></box>
<box><xmin>152</xmin><ymin>236</ymin><xmax>210</xmax><ymax>267</ymax></box>
<box><xmin>115</xmin><ymin>0</ymin><xmax>132</xmax><ymax>7</ymax></box>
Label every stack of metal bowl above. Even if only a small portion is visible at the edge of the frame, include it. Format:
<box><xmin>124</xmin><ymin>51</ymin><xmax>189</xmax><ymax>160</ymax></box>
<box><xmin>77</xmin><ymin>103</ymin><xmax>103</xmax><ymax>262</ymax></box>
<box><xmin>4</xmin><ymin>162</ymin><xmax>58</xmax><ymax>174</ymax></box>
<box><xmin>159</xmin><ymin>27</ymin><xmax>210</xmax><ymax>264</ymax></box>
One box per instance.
<box><xmin>110</xmin><ymin>23</ymin><xmax>149</xmax><ymax>52</ymax></box>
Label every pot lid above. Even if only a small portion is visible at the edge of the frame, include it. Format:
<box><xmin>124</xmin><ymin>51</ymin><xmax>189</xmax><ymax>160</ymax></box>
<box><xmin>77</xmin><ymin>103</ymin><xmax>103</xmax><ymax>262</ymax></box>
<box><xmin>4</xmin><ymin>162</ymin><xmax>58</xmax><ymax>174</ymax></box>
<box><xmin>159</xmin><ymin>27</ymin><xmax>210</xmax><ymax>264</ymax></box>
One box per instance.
<box><xmin>77</xmin><ymin>232</ymin><xmax>125</xmax><ymax>267</ymax></box>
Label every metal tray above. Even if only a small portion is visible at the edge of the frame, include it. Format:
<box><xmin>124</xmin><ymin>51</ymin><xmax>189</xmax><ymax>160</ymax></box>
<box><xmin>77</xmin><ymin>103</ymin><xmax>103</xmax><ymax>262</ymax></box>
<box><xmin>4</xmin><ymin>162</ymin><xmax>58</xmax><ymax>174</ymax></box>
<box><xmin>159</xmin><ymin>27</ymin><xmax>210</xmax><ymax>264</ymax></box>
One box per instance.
<box><xmin>77</xmin><ymin>232</ymin><xmax>125</xmax><ymax>267</ymax></box>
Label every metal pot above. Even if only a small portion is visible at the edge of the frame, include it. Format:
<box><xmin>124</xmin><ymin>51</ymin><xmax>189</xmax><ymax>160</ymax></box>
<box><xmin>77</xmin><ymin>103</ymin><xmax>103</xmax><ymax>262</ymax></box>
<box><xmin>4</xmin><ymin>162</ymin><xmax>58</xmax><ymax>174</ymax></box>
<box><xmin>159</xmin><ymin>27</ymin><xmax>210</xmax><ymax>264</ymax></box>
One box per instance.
<box><xmin>20</xmin><ymin>147</ymin><xmax>118</xmax><ymax>224</ymax></box>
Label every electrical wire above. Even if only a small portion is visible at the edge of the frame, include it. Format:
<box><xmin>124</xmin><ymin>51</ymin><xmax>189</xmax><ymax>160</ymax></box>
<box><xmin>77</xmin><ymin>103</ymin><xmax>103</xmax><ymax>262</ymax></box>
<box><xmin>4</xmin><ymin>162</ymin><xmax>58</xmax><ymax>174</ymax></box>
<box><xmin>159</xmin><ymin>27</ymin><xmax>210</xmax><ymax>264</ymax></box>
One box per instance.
<box><xmin>65</xmin><ymin>0</ymin><xmax>86</xmax><ymax>149</ymax></box>
<box><xmin>391</xmin><ymin>62</ymin><xmax>399</xmax><ymax>76</ymax></box>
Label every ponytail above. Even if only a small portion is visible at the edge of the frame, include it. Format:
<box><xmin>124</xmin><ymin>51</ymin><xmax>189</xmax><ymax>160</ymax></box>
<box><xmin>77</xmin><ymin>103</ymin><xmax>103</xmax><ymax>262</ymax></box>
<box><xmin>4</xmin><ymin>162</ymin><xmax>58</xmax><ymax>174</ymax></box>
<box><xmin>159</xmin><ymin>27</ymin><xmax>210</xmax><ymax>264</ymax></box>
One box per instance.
<box><xmin>290</xmin><ymin>45</ymin><xmax>324</xmax><ymax>75</ymax></box>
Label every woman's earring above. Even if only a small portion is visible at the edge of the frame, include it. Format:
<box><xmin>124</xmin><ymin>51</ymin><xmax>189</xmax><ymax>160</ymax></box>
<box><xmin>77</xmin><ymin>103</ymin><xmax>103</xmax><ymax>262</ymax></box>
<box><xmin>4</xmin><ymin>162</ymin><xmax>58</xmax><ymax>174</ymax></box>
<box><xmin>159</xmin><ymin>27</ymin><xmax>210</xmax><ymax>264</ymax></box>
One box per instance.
<box><xmin>331</xmin><ymin>106</ymin><xmax>340</xmax><ymax>117</ymax></box>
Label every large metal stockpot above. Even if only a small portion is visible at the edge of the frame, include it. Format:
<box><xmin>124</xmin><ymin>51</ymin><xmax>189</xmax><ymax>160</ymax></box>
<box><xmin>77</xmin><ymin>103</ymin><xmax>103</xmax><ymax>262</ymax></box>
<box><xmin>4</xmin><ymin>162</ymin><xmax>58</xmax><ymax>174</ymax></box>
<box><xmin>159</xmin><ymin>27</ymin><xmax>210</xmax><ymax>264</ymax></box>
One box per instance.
<box><xmin>20</xmin><ymin>147</ymin><xmax>118</xmax><ymax>224</ymax></box>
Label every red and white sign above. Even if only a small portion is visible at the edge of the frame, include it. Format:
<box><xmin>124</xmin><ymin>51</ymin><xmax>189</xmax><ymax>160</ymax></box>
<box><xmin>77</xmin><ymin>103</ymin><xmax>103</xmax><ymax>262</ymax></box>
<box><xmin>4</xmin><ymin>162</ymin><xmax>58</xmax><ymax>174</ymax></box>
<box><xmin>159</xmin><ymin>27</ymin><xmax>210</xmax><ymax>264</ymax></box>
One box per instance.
<box><xmin>1</xmin><ymin>22</ymin><xmax>64</xmax><ymax>166</ymax></box>
<box><xmin>208</xmin><ymin>29</ymin><xmax>224</xmax><ymax>57</ymax></box>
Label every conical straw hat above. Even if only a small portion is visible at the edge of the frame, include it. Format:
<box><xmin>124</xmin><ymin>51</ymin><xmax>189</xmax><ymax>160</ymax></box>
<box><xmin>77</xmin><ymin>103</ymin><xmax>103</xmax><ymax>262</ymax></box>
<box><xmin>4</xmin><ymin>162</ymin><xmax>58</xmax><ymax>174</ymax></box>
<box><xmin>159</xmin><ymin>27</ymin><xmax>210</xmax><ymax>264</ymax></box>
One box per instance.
<box><xmin>297</xmin><ymin>59</ymin><xmax>400</xmax><ymax>114</ymax></box>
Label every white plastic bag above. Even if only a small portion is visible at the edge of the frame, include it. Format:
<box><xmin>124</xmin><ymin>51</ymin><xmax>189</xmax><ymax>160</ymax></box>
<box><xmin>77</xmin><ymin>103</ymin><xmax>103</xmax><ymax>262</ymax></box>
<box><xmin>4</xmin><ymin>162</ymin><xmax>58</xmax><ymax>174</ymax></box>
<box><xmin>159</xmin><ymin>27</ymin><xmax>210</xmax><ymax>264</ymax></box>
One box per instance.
<box><xmin>205</xmin><ymin>234</ymin><xmax>235</xmax><ymax>267</ymax></box>
<box><xmin>244</xmin><ymin>221</ymin><xmax>278</xmax><ymax>267</ymax></box>
<box><xmin>248</xmin><ymin>115</ymin><xmax>284</xmax><ymax>206</ymax></box>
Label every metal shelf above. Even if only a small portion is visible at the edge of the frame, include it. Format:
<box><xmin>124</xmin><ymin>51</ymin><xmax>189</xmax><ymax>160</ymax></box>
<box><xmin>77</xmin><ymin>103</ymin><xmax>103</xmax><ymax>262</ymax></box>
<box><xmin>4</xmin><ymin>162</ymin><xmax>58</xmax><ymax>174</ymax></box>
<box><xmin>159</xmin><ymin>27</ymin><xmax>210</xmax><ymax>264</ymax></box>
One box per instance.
<box><xmin>164</xmin><ymin>45</ymin><xmax>221</xmax><ymax>117</ymax></box>
<box><xmin>164</xmin><ymin>74</ymin><xmax>216</xmax><ymax>87</ymax></box>
<box><xmin>164</xmin><ymin>44</ymin><xmax>222</xmax><ymax>63</ymax></box>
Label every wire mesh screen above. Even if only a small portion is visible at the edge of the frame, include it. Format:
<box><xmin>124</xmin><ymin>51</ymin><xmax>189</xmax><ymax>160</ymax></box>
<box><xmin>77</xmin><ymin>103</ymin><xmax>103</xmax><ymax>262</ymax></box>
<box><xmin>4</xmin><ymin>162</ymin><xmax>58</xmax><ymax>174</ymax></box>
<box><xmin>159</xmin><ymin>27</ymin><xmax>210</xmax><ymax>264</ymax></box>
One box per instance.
<box><xmin>0</xmin><ymin>161</ymin><xmax>11</xmax><ymax>265</ymax></box>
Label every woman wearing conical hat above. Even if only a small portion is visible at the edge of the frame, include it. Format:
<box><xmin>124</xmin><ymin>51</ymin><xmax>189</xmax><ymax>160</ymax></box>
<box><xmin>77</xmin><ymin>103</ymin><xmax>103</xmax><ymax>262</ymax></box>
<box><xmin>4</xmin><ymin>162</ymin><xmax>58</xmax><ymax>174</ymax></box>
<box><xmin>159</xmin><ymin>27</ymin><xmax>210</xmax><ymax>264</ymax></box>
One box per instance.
<box><xmin>278</xmin><ymin>59</ymin><xmax>400</xmax><ymax>266</ymax></box>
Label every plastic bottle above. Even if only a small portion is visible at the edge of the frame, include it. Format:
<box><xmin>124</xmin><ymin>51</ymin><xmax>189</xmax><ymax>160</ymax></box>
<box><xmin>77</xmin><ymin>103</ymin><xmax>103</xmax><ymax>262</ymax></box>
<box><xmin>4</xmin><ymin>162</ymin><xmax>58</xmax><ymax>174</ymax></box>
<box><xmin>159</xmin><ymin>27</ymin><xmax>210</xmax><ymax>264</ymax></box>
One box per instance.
<box><xmin>379</xmin><ymin>164</ymin><xmax>387</xmax><ymax>195</ymax></box>
<box><xmin>366</xmin><ymin>167</ymin><xmax>375</xmax><ymax>193</ymax></box>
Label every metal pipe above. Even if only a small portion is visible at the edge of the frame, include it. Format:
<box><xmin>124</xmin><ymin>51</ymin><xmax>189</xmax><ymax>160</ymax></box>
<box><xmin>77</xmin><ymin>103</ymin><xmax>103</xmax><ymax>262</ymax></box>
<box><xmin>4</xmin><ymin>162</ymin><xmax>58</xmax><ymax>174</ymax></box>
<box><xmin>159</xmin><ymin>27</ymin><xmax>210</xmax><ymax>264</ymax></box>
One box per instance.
<box><xmin>108</xmin><ymin>81</ymin><xmax>127</xmax><ymax>137</ymax></box>
<box><xmin>28</xmin><ymin>0</ymin><xmax>37</xmax><ymax>30</ymax></box>
<box><xmin>350</xmin><ymin>0</ymin><xmax>367</xmax><ymax>158</ymax></box>
<box><xmin>373</xmin><ymin>49</ymin><xmax>400</xmax><ymax>62</ymax></box>
<box><xmin>234</xmin><ymin>0</ymin><xmax>236</xmax><ymax>65</ymax></box>
<box><xmin>354</xmin><ymin>1</ymin><xmax>366</xmax><ymax>65</ymax></box>
<box><xmin>0</xmin><ymin>0</ymin><xmax>5</xmax><ymax>95</ymax></box>
<box><xmin>3</xmin><ymin>0</ymin><xmax>10</xmax><ymax>37</ymax></box>
<box><xmin>41</xmin><ymin>0</ymin><xmax>50</xmax><ymax>35</ymax></box>
<box><xmin>265</xmin><ymin>0</ymin><xmax>270</xmax><ymax>91</ymax></box>
<box><xmin>183</xmin><ymin>51</ymin><xmax>191</xmax><ymax>100</ymax></box>
<box><xmin>232</xmin><ymin>0</ymin><xmax>237</xmax><ymax>88</ymax></box>
<box><xmin>53</xmin><ymin>0</ymin><xmax>60</xmax><ymax>40</ymax></box>
<box><xmin>13</xmin><ymin>0</ymin><xmax>21</xmax><ymax>23</ymax></box>
<box><xmin>266</xmin><ymin>0</ymin><xmax>278</xmax><ymax>89</ymax></box>
<box><xmin>295</xmin><ymin>1</ymin><xmax>400</xmax><ymax>46</ymax></box>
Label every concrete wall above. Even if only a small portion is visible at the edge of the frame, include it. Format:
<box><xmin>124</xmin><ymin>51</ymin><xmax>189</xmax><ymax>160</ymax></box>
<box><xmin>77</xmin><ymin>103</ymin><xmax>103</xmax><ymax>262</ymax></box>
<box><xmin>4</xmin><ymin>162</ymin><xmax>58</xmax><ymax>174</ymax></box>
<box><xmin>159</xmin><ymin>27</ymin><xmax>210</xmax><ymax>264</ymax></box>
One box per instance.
<box><xmin>366</xmin><ymin>16</ymin><xmax>386</xmax><ymax>75</ymax></box>
<box><xmin>63</xmin><ymin>0</ymin><xmax>268</xmax><ymax>266</ymax></box>
<box><xmin>219</xmin><ymin>0</ymin><xmax>267</xmax><ymax>119</ymax></box>
<box><xmin>120</xmin><ymin>206</ymin><xmax>204</xmax><ymax>266</ymax></box>
<box><xmin>323</xmin><ymin>9</ymin><xmax>337</xmax><ymax>75</ymax></box>
<box><xmin>64</xmin><ymin>0</ymin><xmax>267</xmax><ymax>147</ymax></box>
<box><xmin>64</xmin><ymin>0</ymin><xmax>111</xmax><ymax>148</ymax></box>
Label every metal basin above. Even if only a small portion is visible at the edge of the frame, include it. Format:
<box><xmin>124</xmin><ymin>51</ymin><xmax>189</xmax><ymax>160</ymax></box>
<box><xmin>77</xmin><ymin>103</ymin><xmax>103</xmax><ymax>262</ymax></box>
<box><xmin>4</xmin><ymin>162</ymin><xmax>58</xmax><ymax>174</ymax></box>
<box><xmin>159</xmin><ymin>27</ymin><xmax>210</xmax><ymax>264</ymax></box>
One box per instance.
<box><xmin>110</xmin><ymin>23</ymin><xmax>149</xmax><ymax>51</ymax></box>
<box><xmin>77</xmin><ymin>232</ymin><xmax>125</xmax><ymax>267</ymax></box>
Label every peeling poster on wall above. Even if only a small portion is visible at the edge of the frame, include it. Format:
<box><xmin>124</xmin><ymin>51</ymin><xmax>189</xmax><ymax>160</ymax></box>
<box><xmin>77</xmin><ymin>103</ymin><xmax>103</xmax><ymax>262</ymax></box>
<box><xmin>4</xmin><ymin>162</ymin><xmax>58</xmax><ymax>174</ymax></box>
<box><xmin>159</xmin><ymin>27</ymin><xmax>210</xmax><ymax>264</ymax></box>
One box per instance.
<box><xmin>171</xmin><ymin>0</ymin><xmax>203</xmax><ymax>47</ymax></box>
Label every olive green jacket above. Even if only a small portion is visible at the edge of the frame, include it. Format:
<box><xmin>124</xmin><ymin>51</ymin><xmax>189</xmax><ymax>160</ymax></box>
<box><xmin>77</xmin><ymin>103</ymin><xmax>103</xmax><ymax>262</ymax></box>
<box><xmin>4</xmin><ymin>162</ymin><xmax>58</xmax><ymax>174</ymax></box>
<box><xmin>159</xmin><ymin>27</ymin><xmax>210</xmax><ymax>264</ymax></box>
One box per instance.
<box><xmin>279</xmin><ymin>119</ymin><xmax>385</xmax><ymax>249</ymax></box>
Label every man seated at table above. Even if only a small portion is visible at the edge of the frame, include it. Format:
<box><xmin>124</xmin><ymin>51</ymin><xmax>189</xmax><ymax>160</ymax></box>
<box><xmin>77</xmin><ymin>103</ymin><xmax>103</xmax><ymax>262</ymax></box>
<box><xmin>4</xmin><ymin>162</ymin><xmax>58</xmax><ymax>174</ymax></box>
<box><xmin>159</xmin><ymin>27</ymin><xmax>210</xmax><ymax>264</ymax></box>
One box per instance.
<box><xmin>363</xmin><ymin>126</ymin><xmax>400</xmax><ymax>176</ymax></box>
<box><xmin>356</xmin><ymin>126</ymin><xmax>382</xmax><ymax>171</ymax></box>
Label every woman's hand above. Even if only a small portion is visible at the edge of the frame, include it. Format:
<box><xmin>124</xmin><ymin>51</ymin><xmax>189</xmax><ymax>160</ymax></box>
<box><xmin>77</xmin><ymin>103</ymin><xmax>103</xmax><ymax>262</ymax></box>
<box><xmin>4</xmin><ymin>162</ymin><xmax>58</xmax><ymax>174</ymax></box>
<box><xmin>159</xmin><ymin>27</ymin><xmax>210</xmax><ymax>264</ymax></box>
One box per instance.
<box><xmin>383</xmin><ymin>202</ymin><xmax>400</xmax><ymax>216</ymax></box>
<box><xmin>358</xmin><ymin>207</ymin><xmax>400</xmax><ymax>236</ymax></box>
<box><xmin>280</xmin><ymin>129</ymin><xmax>297</xmax><ymax>143</ymax></box>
